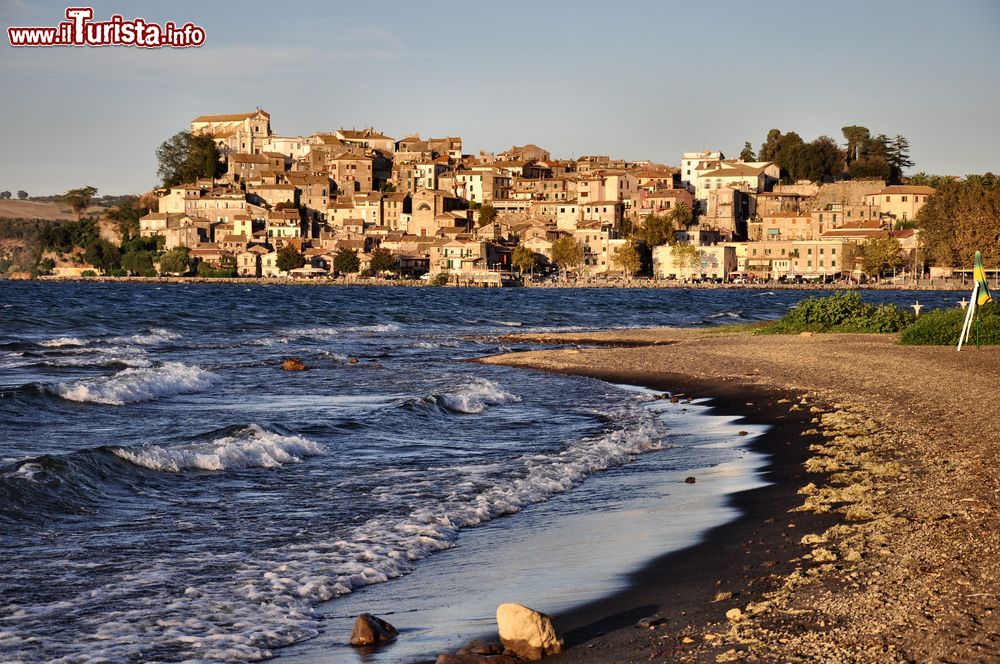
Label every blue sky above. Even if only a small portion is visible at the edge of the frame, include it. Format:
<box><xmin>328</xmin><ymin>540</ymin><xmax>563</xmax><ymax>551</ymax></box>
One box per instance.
<box><xmin>1</xmin><ymin>0</ymin><xmax>998</xmax><ymax>196</ymax></box>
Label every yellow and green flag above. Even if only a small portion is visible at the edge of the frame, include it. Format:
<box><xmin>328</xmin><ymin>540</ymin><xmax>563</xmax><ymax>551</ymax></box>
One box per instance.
<box><xmin>974</xmin><ymin>251</ymin><xmax>993</xmax><ymax>306</ymax></box>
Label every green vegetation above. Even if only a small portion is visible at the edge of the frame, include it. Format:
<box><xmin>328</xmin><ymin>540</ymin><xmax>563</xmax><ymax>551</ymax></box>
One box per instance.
<box><xmin>369</xmin><ymin>247</ymin><xmax>396</xmax><ymax>274</ymax></box>
<box><xmin>753</xmin><ymin>292</ymin><xmax>914</xmax><ymax>335</ymax></box>
<box><xmin>332</xmin><ymin>247</ymin><xmax>360</xmax><ymax>274</ymax></box>
<box><xmin>61</xmin><ymin>186</ymin><xmax>98</xmax><ymax>219</ymax></box>
<box><xmin>551</xmin><ymin>236</ymin><xmax>583</xmax><ymax>274</ymax></box>
<box><xmin>156</xmin><ymin>130</ymin><xmax>224</xmax><ymax>187</ymax></box>
<box><xmin>511</xmin><ymin>244</ymin><xmax>541</xmax><ymax>274</ymax></box>
<box><xmin>859</xmin><ymin>236</ymin><xmax>904</xmax><ymax>279</ymax></box>
<box><xmin>433</xmin><ymin>273</ymin><xmax>450</xmax><ymax>286</ymax></box>
<box><xmin>900</xmin><ymin>302</ymin><xmax>1000</xmax><ymax>346</ymax></box>
<box><xmin>916</xmin><ymin>176</ymin><xmax>1000</xmax><ymax>269</ymax></box>
<box><xmin>276</xmin><ymin>245</ymin><xmax>306</xmax><ymax>272</ymax></box>
<box><xmin>158</xmin><ymin>247</ymin><xmax>191</xmax><ymax>275</ymax></box>
<box><xmin>196</xmin><ymin>261</ymin><xmax>237</xmax><ymax>278</ymax></box>
<box><xmin>634</xmin><ymin>202</ymin><xmax>691</xmax><ymax>246</ymax></box>
<box><xmin>477</xmin><ymin>203</ymin><xmax>497</xmax><ymax>227</ymax></box>
<box><xmin>754</xmin><ymin>125</ymin><xmax>911</xmax><ymax>184</ymax></box>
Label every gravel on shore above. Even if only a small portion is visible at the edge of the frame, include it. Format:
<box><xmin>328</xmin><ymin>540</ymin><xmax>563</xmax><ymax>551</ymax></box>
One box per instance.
<box><xmin>478</xmin><ymin>328</ymin><xmax>1000</xmax><ymax>662</ymax></box>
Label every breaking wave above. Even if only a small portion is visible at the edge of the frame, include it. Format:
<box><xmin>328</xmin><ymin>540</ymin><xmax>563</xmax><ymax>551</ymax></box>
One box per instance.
<box><xmin>52</xmin><ymin>362</ymin><xmax>219</xmax><ymax>405</ymax></box>
<box><xmin>408</xmin><ymin>378</ymin><xmax>522</xmax><ymax>414</ymax></box>
<box><xmin>113</xmin><ymin>424</ymin><xmax>327</xmax><ymax>472</ymax></box>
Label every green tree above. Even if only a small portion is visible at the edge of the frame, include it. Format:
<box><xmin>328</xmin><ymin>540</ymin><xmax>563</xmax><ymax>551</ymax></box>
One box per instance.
<box><xmin>611</xmin><ymin>242</ymin><xmax>641</xmax><ymax>278</ymax></box>
<box><xmin>739</xmin><ymin>142</ymin><xmax>756</xmax><ymax>161</ymax></box>
<box><xmin>551</xmin><ymin>236</ymin><xmax>583</xmax><ymax>275</ymax></box>
<box><xmin>83</xmin><ymin>238</ymin><xmax>120</xmax><ymax>272</ymax></box>
<box><xmin>860</xmin><ymin>237</ymin><xmax>904</xmax><ymax>279</ymax></box>
<box><xmin>477</xmin><ymin>203</ymin><xmax>498</xmax><ymax>227</ymax></box>
<box><xmin>670</xmin><ymin>242</ymin><xmax>700</xmax><ymax>270</ymax></box>
<box><xmin>917</xmin><ymin>176</ymin><xmax>1000</xmax><ymax>268</ymax></box>
<box><xmin>841</xmin><ymin>125</ymin><xmax>871</xmax><ymax>164</ymax></box>
<box><xmin>106</xmin><ymin>195</ymin><xmax>151</xmax><ymax>242</ymax></box>
<box><xmin>159</xmin><ymin>247</ymin><xmax>191</xmax><ymax>275</ymax></box>
<box><xmin>61</xmin><ymin>186</ymin><xmax>98</xmax><ymax>220</ymax></box>
<box><xmin>0</xmin><ymin>191</ymin><xmax>10</xmax><ymax>200</ymax></box>
<box><xmin>636</xmin><ymin>213</ymin><xmax>673</xmax><ymax>247</ymax></box>
<box><xmin>887</xmin><ymin>135</ymin><xmax>914</xmax><ymax>183</ymax></box>
<box><xmin>369</xmin><ymin>247</ymin><xmax>396</xmax><ymax>274</ymax></box>
<box><xmin>511</xmin><ymin>244</ymin><xmax>541</xmax><ymax>273</ymax></box>
<box><xmin>120</xmin><ymin>250</ymin><xmax>155</xmax><ymax>275</ymax></box>
<box><xmin>276</xmin><ymin>245</ymin><xmax>306</xmax><ymax>272</ymax></box>
<box><xmin>17</xmin><ymin>190</ymin><xmax>28</xmax><ymax>200</ymax></box>
<box><xmin>671</xmin><ymin>202</ymin><xmax>692</xmax><ymax>229</ymax></box>
<box><xmin>333</xmin><ymin>247</ymin><xmax>360</xmax><ymax>274</ymax></box>
<box><xmin>156</xmin><ymin>130</ymin><xmax>224</xmax><ymax>187</ymax></box>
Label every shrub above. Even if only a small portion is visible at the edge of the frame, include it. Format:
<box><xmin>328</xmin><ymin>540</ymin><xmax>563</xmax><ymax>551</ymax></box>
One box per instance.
<box><xmin>755</xmin><ymin>292</ymin><xmax>914</xmax><ymax>334</ymax></box>
<box><xmin>81</xmin><ymin>269</ymin><xmax>97</xmax><ymax>277</ymax></box>
<box><xmin>433</xmin><ymin>273</ymin><xmax>450</xmax><ymax>287</ymax></box>
<box><xmin>900</xmin><ymin>302</ymin><xmax>1000</xmax><ymax>345</ymax></box>
<box><xmin>142</xmin><ymin>269</ymin><xmax>158</xmax><ymax>278</ymax></box>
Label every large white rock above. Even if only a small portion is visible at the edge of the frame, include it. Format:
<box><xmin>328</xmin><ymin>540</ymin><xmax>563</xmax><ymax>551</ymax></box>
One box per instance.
<box><xmin>496</xmin><ymin>603</ymin><xmax>563</xmax><ymax>660</ymax></box>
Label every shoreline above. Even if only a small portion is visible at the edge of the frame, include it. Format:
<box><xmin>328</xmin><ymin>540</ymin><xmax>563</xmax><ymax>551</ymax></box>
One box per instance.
<box><xmin>475</xmin><ymin>328</ymin><xmax>1000</xmax><ymax>662</ymax></box>
<box><xmin>1</xmin><ymin>275</ymin><xmax>970</xmax><ymax>291</ymax></box>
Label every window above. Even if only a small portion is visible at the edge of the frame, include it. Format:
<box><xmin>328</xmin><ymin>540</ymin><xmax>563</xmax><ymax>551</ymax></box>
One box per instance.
<box><xmin>901</xmin><ymin>196</ymin><xmax>908</xmax><ymax>202</ymax></box>
<box><xmin>831</xmin><ymin>260</ymin><xmax>836</xmax><ymax>267</ymax></box>
<box><xmin>807</xmin><ymin>260</ymin><xmax>812</xmax><ymax>267</ymax></box>
<box><xmin>886</xmin><ymin>196</ymin><xmax>890</xmax><ymax>202</ymax></box>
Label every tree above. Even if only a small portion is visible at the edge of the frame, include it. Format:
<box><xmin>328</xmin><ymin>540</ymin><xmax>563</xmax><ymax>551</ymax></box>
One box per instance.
<box><xmin>0</xmin><ymin>191</ymin><xmax>10</xmax><ymax>200</ymax></box>
<box><xmin>276</xmin><ymin>245</ymin><xmax>306</xmax><ymax>272</ymax></box>
<box><xmin>739</xmin><ymin>142</ymin><xmax>756</xmax><ymax>161</ymax></box>
<box><xmin>611</xmin><ymin>242</ymin><xmax>641</xmax><ymax>278</ymax></box>
<box><xmin>511</xmin><ymin>244</ymin><xmax>541</xmax><ymax>274</ymax></box>
<box><xmin>333</xmin><ymin>247</ymin><xmax>360</xmax><ymax>274</ymax></box>
<box><xmin>83</xmin><ymin>238</ymin><xmax>120</xmax><ymax>272</ymax></box>
<box><xmin>369</xmin><ymin>247</ymin><xmax>396</xmax><ymax>274</ymax></box>
<box><xmin>887</xmin><ymin>135</ymin><xmax>914</xmax><ymax>183</ymax></box>
<box><xmin>550</xmin><ymin>236</ymin><xmax>583</xmax><ymax>276</ymax></box>
<box><xmin>917</xmin><ymin>176</ymin><xmax>1000</xmax><ymax>268</ymax></box>
<box><xmin>61</xmin><ymin>186</ymin><xmax>97</xmax><ymax>219</ymax></box>
<box><xmin>159</xmin><ymin>247</ymin><xmax>191</xmax><ymax>275</ymax></box>
<box><xmin>106</xmin><ymin>195</ymin><xmax>151</xmax><ymax>241</ymax></box>
<box><xmin>670</xmin><ymin>242</ymin><xmax>700</xmax><ymax>270</ymax></box>
<box><xmin>671</xmin><ymin>202</ymin><xmax>692</xmax><ymax>229</ymax></box>
<box><xmin>156</xmin><ymin>130</ymin><xmax>224</xmax><ymax>187</ymax></box>
<box><xmin>860</xmin><ymin>237</ymin><xmax>904</xmax><ymax>279</ymax></box>
<box><xmin>636</xmin><ymin>213</ymin><xmax>673</xmax><ymax>247</ymax></box>
<box><xmin>120</xmin><ymin>250</ymin><xmax>155</xmax><ymax>276</ymax></box>
<box><xmin>17</xmin><ymin>191</ymin><xmax>28</xmax><ymax>200</ymax></box>
<box><xmin>477</xmin><ymin>203</ymin><xmax>497</xmax><ymax>228</ymax></box>
<box><xmin>841</xmin><ymin>125</ymin><xmax>871</xmax><ymax>163</ymax></box>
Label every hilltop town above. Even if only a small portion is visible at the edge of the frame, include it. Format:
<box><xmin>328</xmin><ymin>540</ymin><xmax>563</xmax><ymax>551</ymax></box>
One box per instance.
<box><xmin>120</xmin><ymin>109</ymin><xmax>933</xmax><ymax>284</ymax></box>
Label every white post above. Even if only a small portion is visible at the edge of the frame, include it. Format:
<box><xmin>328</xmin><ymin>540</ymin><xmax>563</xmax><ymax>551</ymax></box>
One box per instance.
<box><xmin>957</xmin><ymin>282</ymin><xmax>979</xmax><ymax>352</ymax></box>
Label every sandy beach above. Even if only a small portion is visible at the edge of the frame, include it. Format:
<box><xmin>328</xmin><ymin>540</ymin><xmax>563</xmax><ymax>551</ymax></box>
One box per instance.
<box><xmin>477</xmin><ymin>328</ymin><xmax>1000</xmax><ymax>662</ymax></box>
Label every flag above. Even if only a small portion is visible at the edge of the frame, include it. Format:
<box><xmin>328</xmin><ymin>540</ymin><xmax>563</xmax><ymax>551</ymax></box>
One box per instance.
<box><xmin>974</xmin><ymin>251</ymin><xmax>993</xmax><ymax>306</ymax></box>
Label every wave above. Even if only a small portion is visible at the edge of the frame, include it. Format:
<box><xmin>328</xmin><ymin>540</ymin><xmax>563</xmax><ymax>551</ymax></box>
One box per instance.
<box><xmin>708</xmin><ymin>310</ymin><xmax>743</xmax><ymax>319</ymax></box>
<box><xmin>117</xmin><ymin>328</ymin><xmax>181</xmax><ymax>346</ymax></box>
<box><xmin>38</xmin><ymin>336</ymin><xmax>89</xmax><ymax>348</ymax></box>
<box><xmin>408</xmin><ymin>378</ymin><xmax>521</xmax><ymax>414</ymax></box>
<box><xmin>253</xmin><ymin>323</ymin><xmax>401</xmax><ymax>345</ymax></box>
<box><xmin>493</xmin><ymin>320</ymin><xmax>523</xmax><ymax>327</ymax></box>
<box><xmin>113</xmin><ymin>424</ymin><xmax>327</xmax><ymax>472</ymax></box>
<box><xmin>52</xmin><ymin>362</ymin><xmax>218</xmax><ymax>405</ymax></box>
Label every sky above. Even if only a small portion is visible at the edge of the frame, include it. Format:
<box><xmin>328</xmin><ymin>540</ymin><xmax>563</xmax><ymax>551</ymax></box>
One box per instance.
<box><xmin>1</xmin><ymin>0</ymin><xmax>998</xmax><ymax>196</ymax></box>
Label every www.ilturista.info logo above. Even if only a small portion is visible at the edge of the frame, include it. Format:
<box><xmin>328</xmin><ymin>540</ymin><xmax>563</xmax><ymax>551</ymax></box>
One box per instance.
<box><xmin>7</xmin><ymin>7</ymin><xmax>205</xmax><ymax>48</ymax></box>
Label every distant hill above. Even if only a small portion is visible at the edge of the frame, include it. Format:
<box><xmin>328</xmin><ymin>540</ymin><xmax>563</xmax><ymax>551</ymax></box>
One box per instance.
<box><xmin>0</xmin><ymin>200</ymin><xmax>105</xmax><ymax>221</ymax></box>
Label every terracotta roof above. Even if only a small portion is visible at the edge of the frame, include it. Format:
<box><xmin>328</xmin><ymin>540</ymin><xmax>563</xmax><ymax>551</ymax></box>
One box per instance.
<box><xmin>877</xmin><ymin>185</ymin><xmax>936</xmax><ymax>195</ymax></box>
<box><xmin>192</xmin><ymin>110</ymin><xmax>268</xmax><ymax>123</ymax></box>
<box><xmin>230</xmin><ymin>153</ymin><xmax>269</xmax><ymax>164</ymax></box>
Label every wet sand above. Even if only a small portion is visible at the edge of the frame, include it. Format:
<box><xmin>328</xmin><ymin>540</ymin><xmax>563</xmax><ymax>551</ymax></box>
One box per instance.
<box><xmin>476</xmin><ymin>328</ymin><xmax>1000</xmax><ymax>662</ymax></box>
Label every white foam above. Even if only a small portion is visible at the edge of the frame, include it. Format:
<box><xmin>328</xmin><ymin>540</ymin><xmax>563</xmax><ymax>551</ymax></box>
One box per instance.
<box><xmin>53</xmin><ymin>362</ymin><xmax>218</xmax><ymax>405</ymax></box>
<box><xmin>117</xmin><ymin>328</ymin><xmax>181</xmax><ymax>345</ymax></box>
<box><xmin>436</xmin><ymin>378</ymin><xmax>521</xmax><ymax>414</ymax></box>
<box><xmin>2</xmin><ymin>462</ymin><xmax>44</xmax><ymax>482</ymax></box>
<box><xmin>0</xmin><ymin>399</ymin><xmax>668</xmax><ymax>662</ymax></box>
<box><xmin>113</xmin><ymin>424</ymin><xmax>327</xmax><ymax>472</ymax></box>
<box><xmin>494</xmin><ymin>320</ymin><xmax>523</xmax><ymax>327</ymax></box>
<box><xmin>254</xmin><ymin>323</ymin><xmax>401</xmax><ymax>345</ymax></box>
<box><xmin>38</xmin><ymin>337</ymin><xmax>88</xmax><ymax>347</ymax></box>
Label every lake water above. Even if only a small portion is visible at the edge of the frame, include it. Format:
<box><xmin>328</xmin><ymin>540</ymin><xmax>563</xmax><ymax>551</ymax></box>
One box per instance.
<box><xmin>0</xmin><ymin>283</ymin><xmax>965</xmax><ymax>662</ymax></box>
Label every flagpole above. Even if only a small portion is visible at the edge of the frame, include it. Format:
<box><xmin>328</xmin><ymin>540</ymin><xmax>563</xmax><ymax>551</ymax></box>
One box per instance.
<box><xmin>957</xmin><ymin>282</ymin><xmax>979</xmax><ymax>352</ymax></box>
